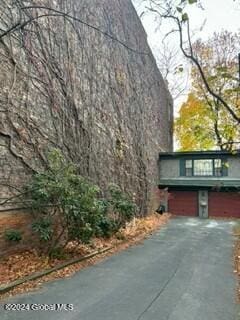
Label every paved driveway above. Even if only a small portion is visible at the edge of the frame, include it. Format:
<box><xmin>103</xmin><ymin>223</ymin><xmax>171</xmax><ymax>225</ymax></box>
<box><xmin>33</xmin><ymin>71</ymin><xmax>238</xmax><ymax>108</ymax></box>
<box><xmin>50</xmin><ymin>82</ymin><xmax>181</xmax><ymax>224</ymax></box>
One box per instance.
<box><xmin>1</xmin><ymin>217</ymin><xmax>239</xmax><ymax>320</ymax></box>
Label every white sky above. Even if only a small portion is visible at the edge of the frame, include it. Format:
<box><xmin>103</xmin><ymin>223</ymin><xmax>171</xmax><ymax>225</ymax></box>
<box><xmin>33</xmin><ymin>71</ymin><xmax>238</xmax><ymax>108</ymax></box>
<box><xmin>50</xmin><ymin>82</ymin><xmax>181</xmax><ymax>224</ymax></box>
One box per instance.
<box><xmin>189</xmin><ymin>0</ymin><xmax>240</xmax><ymax>38</ymax></box>
<box><xmin>133</xmin><ymin>0</ymin><xmax>240</xmax><ymax>97</ymax></box>
<box><xmin>133</xmin><ymin>0</ymin><xmax>240</xmax><ymax>49</ymax></box>
<box><xmin>132</xmin><ymin>0</ymin><xmax>240</xmax><ymax>149</ymax></box>
<box><xmin>132</xmin><ymin>1</ymin><xmax>240</xmax><ymax>104</ymax></box>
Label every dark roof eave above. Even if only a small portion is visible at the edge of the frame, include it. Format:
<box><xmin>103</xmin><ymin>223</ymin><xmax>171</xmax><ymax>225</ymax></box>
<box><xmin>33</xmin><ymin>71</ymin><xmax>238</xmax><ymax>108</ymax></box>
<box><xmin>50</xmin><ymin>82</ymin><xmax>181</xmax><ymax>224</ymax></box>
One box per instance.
<box><xmin>159</xmin><ymin>149</ymin><xmax>240</xmax><ymax>159</ymax></box>
<box><xmin>158</xmin><ymin>179</ymin><xmax>240</xmax><ymax>189</ymax></box>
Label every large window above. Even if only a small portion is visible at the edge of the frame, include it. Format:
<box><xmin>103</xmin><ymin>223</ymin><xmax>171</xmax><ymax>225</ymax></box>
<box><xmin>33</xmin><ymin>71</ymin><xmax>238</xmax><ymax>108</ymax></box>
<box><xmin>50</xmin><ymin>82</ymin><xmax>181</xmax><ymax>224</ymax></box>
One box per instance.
<box><xmin>183</xmin><ymin>158</ymin><xmax>226</xmax><ymax>177</ymax></box>
<box><xmin>194</xmin><ymin>159</ymin><xmax>213</xmax><ymax>176</ymax></box>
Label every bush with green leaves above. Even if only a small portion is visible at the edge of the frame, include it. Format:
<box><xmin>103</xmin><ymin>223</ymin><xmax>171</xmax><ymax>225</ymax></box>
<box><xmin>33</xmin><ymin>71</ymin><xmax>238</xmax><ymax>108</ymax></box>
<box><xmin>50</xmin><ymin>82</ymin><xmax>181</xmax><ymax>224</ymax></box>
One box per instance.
<box><xmin>26</xmin><ymin>149</ymin><xmax>137</xmax><ymax>254</ymax></box>
<box><xmin>5</xmin><ymin>229</ymin><xmax>22</xmax><ymax>242</ymax></box>
<box><xmin>32</xmin><ymin>217</ymin><xmax>53</xmax><ymax>242</ymax></box>
<box><xmin>26</xmin><ymin>149</ymin><xmax>103</xmax><ymax>252</ymax></box>
<box><xmin>95</xmin><ymin>215</ymin><xmax>118</xmax><ymax>238</ymax></box>
<box><xmin>107</xmin><ymin>183</ymin><xmax>137</xmax><ymax>229</ymax></box>
<box><xmin>95</xmin><ymin>184</ymin><xmax>137</xmax><ymax>237</ymax></box>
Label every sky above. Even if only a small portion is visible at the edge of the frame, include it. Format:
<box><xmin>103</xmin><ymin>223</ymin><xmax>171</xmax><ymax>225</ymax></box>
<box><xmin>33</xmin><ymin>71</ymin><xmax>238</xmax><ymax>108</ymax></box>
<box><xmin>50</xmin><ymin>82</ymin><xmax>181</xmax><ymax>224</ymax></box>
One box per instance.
<box><xmin>133</xmin><ymin>0</ymin><xmax>240</xmax><ymax>100</ymax></box>
<box><xmin>132</xmin><ymin>0</ymin><xmax>240</xmax><ymax>149</ymax></box>
<box><xmin>133</xmin><ymin>0</ymin><xmax>240</xmax><ymax>49</ymax></box>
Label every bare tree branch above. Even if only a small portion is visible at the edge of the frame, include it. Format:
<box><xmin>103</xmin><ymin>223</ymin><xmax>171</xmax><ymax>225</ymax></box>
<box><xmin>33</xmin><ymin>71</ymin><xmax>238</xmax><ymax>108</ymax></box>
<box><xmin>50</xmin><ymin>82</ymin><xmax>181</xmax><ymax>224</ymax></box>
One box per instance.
<box><xmin>0</xmin><ymin>5</ymin><xmax>150</xmax><ymax>56</ymax></box>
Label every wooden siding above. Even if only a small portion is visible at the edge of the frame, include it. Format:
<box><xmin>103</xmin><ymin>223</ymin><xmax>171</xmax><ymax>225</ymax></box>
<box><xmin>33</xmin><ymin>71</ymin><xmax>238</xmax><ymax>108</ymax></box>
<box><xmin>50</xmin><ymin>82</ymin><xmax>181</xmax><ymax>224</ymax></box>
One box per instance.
<box><xmin>168</xmin><ymin>191</ymin><xmax>198</xmax><ymax>216</ymax></box>
<box><xmin>209</xmin><ymin>192</ymin><xmax>240</xmax><ymax>218</ymax></box>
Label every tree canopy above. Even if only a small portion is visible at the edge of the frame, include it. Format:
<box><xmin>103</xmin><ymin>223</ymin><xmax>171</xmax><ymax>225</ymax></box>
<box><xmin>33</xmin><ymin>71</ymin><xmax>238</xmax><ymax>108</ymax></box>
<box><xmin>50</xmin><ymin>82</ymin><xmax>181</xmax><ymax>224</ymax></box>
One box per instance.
<box><xmin>143</xmin><ymin>1</ymin><xmax>240</xmax><ymax>150</ymax></box>
<box><xmin>175</xmin><ymin>94</ymin><xmax>215</xmax><ymax>150</ymax></box>
<box><xmin>175</xmin><ymin>31</ymin><xmax>240</xmax><ymax>151</ymax></box>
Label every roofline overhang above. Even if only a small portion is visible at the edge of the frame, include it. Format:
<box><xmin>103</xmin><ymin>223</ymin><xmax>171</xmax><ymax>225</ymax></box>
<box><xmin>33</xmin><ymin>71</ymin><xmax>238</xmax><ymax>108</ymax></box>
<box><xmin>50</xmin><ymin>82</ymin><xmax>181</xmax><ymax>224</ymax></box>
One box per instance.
<box><xmin>158</xmin><ymin>178</ymin><xmax>240</xmax><ymax>189</ymax></box>
<box><xmin>158</xmin><ymin>185</ymin><xmax>240</xmax><ymax>192</ymax></box>
<box><xmin>159</xmin><ymin>150</ymin><xmax>240</xmax><ymax>159</ymax></box>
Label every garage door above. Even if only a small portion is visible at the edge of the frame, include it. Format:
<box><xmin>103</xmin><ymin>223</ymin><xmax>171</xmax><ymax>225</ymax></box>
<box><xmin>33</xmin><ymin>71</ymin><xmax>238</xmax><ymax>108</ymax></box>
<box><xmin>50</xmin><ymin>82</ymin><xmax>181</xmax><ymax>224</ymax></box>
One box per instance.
<box><xmin>209</xmin><ymin>192</ymin><xmax>240</xmax><ymax>218</ymax></box>
<box><xmin>168</xmin><ymin>191</ymin><xmax>198</xmax><ymax>216</ymax></box>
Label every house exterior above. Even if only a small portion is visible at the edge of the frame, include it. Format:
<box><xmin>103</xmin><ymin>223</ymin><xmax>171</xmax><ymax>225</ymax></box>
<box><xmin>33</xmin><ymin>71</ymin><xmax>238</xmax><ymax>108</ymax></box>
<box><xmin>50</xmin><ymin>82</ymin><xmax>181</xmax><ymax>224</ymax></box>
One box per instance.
<box><xmin>158</xmin><ymin>150</ymin><xmax>240</xmax><ymax>218</ymax></box>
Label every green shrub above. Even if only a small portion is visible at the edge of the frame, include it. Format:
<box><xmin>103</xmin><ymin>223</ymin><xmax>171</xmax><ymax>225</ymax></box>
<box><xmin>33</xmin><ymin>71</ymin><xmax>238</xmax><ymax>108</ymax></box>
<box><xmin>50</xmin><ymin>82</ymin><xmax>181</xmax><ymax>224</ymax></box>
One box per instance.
<box><xmin>95</xmin><ymin>184</ymin><xmax>137</xmax><ymax>238</ymax></box>
<box><xmin>26</xmin><ymin>149</ymin><xmax>107</xmax><ymax>252</ymax></box>
<box><xmin>26</xmin><ymin>149</ymin><xmax>138</xmax><ymax>254</ymax></box>
<box><xmin>108</xmin><ymin>183</ymin><xmax>137</xmax><ymax>229</ymax></box>
<box><xmin>32</xmin><ymin>217</ymin><xmax>53</xmax><ymax>242</ymax></box>
<box><xmin>96</xmin><ymin>215</ymin><xmax>118</xmax><ymax>238</ymax></box>
<box><xmin>5</xmin><ymin>229</ymin><xmax>22</xmax><ymax>242</ymax></box>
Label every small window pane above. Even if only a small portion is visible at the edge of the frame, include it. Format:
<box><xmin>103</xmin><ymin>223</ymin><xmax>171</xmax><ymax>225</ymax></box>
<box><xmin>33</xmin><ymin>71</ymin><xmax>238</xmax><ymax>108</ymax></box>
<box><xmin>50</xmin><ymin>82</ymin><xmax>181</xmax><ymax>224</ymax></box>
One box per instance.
<box><xmin>215</xmin><ymin>168</ymin><xmax>222</xmax><ymax>176</ymax></box>
<box><xmin>185</xmin><ymin>160</ymin><xmax>192</xmax><ymax>176</ymax></box>
<box><xmin>185</xmin><ymin>160</ymin><xmax>192</xmax><ymax>168</ymax></box>
<box><xmin>214</xmin><ymin>159</ymin><xmax>222</xmax><ymax>176</ymax></box>
<box><xmin>214</xmin><ymin>159</ymin><xmax>221</xmax><ymax>168</ymax></box>
<box><xmin>194</xmin><ymin>159</ymin><xmax>213</xmax><ymax>176</ymax></box>
<box><xmin>185</xmin><ymin>168</ymin><xmax>192</xmax><ymax>176</ymax></box>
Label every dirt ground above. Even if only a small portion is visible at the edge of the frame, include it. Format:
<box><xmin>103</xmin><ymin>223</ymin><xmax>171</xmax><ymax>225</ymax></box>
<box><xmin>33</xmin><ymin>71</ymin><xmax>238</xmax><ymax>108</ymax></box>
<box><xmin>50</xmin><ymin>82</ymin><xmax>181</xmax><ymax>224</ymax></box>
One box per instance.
<box><xmin>0</xmin><ymin>213</ymin><xmax>170</xmax><ymax>300</ymax></box>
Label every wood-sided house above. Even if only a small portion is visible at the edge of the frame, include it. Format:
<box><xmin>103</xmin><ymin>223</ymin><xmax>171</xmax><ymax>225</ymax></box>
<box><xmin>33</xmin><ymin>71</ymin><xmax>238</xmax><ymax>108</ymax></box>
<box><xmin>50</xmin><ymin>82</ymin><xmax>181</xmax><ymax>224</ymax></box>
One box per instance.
<box><xmin>158</xmin><ymin>150</ymin><xmax>240</xmax><ymax>218</ymax></box>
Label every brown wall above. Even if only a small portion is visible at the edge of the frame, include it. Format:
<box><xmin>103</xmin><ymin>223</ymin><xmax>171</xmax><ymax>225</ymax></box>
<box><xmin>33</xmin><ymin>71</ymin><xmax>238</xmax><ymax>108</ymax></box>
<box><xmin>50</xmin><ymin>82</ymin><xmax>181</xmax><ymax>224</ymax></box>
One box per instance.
<box><xmin>0</xmin><ymin>212</ymin><xmax>35</xmax><ymax>257</ymax></box>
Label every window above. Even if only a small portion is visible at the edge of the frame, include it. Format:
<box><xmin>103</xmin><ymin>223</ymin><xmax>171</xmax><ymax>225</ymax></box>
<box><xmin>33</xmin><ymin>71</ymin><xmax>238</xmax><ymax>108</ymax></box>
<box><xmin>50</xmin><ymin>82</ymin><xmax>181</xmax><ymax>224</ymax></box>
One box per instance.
<box><xmin>182</xmin><ymin>158</ymin><xmax>225</xmax><ymax>177</ymax></box>
<box><xmin>194</xmin><ymin>159</ymin><xmax>213</xmax><ymax>176</ymax></box>
<box><xmin>185</xmin><ymin>160</ymin><xmax>193</xmax><ymax>176</ymax></box>
<box><xmin>214</xmin><ymin>159</ymin><xmax>222</xmax><ymax>176</ymax></box>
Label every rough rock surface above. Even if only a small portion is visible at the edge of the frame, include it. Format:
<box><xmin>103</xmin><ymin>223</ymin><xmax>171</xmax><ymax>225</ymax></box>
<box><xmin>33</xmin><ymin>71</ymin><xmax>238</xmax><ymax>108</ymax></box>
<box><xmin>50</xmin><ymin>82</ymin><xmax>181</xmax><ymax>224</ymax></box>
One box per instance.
<box><xmin>0</xmin><ymin>0</ymin><xmax>172</xmax><ymax>214</ymax></box>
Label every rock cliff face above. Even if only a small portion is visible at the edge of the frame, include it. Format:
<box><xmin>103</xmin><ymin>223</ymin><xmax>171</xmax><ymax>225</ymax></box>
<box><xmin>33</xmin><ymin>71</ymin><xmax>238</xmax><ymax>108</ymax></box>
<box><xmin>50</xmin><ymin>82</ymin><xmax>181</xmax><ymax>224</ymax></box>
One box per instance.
<box><xmin>0</xmin><ymin>0</ymin><xmax>172</xmax><ymax>214</ymax></box>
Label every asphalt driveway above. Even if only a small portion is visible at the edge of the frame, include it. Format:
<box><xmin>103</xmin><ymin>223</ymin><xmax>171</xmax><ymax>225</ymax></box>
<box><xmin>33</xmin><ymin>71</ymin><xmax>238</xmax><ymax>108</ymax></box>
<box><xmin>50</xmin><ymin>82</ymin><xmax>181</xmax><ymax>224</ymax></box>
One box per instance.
<box><xmin>1</xmin><ymin>217</ymin><xmax>239</xmax><ymax>320</ymax></box>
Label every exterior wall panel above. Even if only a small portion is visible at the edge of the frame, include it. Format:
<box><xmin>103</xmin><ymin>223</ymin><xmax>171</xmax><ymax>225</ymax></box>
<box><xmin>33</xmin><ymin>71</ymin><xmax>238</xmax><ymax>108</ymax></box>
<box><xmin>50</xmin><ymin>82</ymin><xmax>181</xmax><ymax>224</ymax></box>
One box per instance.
<box><xmin>159</xmin><ymin>159</ymin><xmax>179</xmax><ymax>178</ymax></box>
<box><xmin>228</xmin><ymin>158</ymin><xmax>240</xmax><ymax>178</ymax></box>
